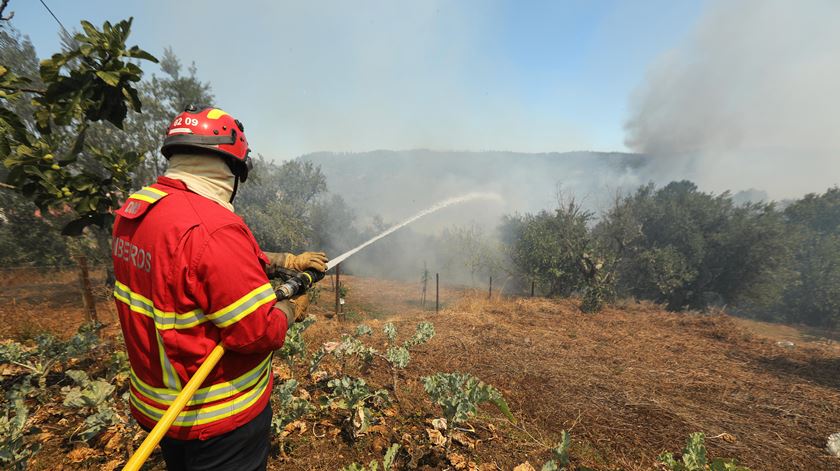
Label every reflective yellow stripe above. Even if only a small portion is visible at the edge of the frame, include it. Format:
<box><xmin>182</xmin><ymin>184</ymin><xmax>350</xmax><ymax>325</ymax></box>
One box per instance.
<box><xmin>130</xmin><ymin>353</ymin><xmax>272</xmax><ymax>406</ymax></box>
<box><xmin>128</xmin><ymin>186</ymin><xmax>168</xmax><ymax>204</ymax></box>
<box><xmin>113</xmin><ymin>281</ymin><xmax>207</xmax><ymax>330</ymax></box>
<box><xmin>130</xmin><ymin>366</ymin><xmax>270</xmax><ymax>427</ymax></box>
<box><xmin>205</xmin><ymin>283</ymin><xmax>276</xmax><ymax>328</ymax></box>
<box><xmin>130</xmin><ymin>193</ymin><xmax>158</xmax><ymax>204</ymax></box>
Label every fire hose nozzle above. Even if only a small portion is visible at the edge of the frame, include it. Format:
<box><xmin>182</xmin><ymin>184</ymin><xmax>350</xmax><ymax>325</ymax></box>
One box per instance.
<box><xmin>275</xmin><ymin>268</ymin><xmax>325</xmax><ymax>300</ymax></box>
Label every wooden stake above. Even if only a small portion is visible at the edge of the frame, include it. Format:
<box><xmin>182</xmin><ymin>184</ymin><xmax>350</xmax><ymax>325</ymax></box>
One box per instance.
<box><xmin>77</xmin><ymin>256</ymin><xmax>98</xmax><ymax>327</ymax></box>
<box><xmin>489</xmin><ymin>276</ymin><xmax>493</xmax><ymax>300</ymax></box>
<box><xmin>531</xmin><ymin>280</ymin><xmax>535</xmax><ymax>297</ymax></box>
<box><xmin>435</xmin><ymin>273</ymin><xmax>439</xmax><ymax>314</ymax></box>
<box><xmin>335</xmin><ymin>263</ymin><xmax>341</xmax><ymax>321</ymax></box>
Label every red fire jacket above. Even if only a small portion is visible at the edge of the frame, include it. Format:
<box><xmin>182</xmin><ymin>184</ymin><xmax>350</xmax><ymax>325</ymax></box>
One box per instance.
<box><xmin>112</xmin><ymin>176</ymin><xmax>287</xmax><ymax>440</ymax></box>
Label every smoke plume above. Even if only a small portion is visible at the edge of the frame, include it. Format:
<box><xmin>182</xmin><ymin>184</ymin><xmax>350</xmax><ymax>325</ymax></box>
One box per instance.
<box><xmin>624</xmin><ymin>0</ymin><xmax>840</xmax><ymax>198</ymax></box>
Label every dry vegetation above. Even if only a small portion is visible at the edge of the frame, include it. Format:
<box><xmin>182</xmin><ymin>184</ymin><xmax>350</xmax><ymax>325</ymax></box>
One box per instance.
<box><xmin>1</xmin><ymin>272</ymin><xmax>839</xmax><ymax>470</ymax></box>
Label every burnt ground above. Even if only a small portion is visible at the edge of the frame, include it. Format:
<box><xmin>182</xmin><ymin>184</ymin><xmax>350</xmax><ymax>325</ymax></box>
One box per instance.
<box><xmin>1</xmin><ymin>272</ymin><xmax>839</xmax><ymax>470</ymax></box>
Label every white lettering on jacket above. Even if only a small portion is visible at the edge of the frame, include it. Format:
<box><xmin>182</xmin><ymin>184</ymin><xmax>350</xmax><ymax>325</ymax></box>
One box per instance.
<box><xmin>112</xmin><ymin>237</ymin><xmax>152</xmax><ymax>273</ymax></box>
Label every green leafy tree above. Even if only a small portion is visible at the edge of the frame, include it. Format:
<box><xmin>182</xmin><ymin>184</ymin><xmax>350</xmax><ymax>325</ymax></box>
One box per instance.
<box><xmin>606</xmin><ymin>182</ymin><xmax>792</xmax><ymax>313</ymax></box>
<box><xmin>782</xmin><ymin>187</ymin><xmax>840</xmax><ymax>326</ymax></box>
<box><xmin>237</xmin><ymin>157</ymin><xmax>327</xmax><ymax>252</ymax></box>
<box><xmin>1</xmin><ymin>17</ymin><xmax>157</xmax><ymax>236</ymax></box>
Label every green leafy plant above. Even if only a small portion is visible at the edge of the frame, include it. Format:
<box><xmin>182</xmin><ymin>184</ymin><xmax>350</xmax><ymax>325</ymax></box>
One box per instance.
<box><xmin>380</xmin><ymin>321</ymin><xmax>435</xmax><ymax>394</ymax></box>
<box><xmin>61</xmin><ymin>370</ymin><xmax>119</xmax><ymax>441</ymax></box>
<box><xmin>341</xmin><ymin>443</ymin><xmax>400</xmax><ymax>471</ymax></box>
<box><xmin>325</xmin><ymin>376</ymin><xmax>389</xmax><ymax>439</ymax></box>
<box><xmin>270</xmin><ymin>379</ymin><xmax>311</xmax><ymax>449</ymax></box>
<box><xmin>659</xmin><ymin>433</ymin><xmax>751</xmax><ymax>471</ymax></box>
<box><xmin>0</xmin><ymin>399</ymin><xmax>40</xmax><ymax>470</ymax></box>
<box><xmin>276</xmin><ymin>316</ymin><xmax>316</xmax><ymax>374</ymax></box>
<box><xmin>0</xmin><ymin>323</ymin><xmax>100</xmax><ymax>394</ymax></box>
<box><xmin>422</xmin><ymin>372</ymin><xmax>513</xmax><ymax>451</ymax></box>
<box><xmin>313</xmin><ymin>324</ymin><xmax>377</xmax><ymax>374</ymax></box>
<box><xmin>540</xmin><ymin>430</ymin><xmax>571</xmax><ymax>470</ymax></box>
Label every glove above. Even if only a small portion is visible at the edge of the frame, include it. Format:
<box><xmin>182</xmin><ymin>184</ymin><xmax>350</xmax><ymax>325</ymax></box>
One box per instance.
<box><xmin>284</xmin><ymin>251</ymin><xmax>328</xmax><ymax>272</ymax></box>
<box><xmin>290</xmin><ymin>293</ymin><xmax>310</xmax><ymax>321</ymax></box>
<box><xmin>275</xmin><ymin>293</ymin><xmax>311</xmax><ymax>328</ymax></box>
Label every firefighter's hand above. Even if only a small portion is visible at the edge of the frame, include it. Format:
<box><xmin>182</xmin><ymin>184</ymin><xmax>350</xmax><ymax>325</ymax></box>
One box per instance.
<box><xmin>284</xmin><ymin>252</ymin><xmax>329</xmax><ymax>273</ymax></box>
<box><xmin>290</xmin><ymin>293</ymin><xmax>310</xmax><ymax>321</ymax></box>
<box><xmin>275</xmin><ymin>294</ymin><xmax>310</xmax><ymax>328</ymax></box>
<box><xmin>263</xmin><ymin>252</ymin><xmax>287</xmax><ymax>277</ymax></box>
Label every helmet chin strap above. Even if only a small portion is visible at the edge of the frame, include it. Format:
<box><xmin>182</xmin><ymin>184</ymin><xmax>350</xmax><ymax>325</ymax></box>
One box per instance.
<box><xmin>230</xmin><ymin>175</ymin><xmax>240</xmax><ymax>204</ymax></box>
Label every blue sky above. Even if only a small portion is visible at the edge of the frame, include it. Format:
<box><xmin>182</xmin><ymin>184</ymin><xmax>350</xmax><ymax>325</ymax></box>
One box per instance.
<box><xmin>10</xmin><ymin>0</ymin><xmax>704</xmax><ymax>160</ymax></box>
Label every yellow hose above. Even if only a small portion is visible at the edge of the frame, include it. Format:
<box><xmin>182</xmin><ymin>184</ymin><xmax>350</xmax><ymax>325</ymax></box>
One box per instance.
<box><xmin>122</xmin><ymin>344</ymin><xmax>226</xmax><ymax>471</ymax></box>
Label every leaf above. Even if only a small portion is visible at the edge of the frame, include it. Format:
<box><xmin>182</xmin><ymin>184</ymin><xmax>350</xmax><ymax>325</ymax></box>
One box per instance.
<box><xmin>682</xmin><ymin>432</ymin><xmax>707</xmax><ymax>470</ymax></box>
<box><xmin>80</xmin><ymin>20</ymin><xmax>99</xmax><ymax>38</ymax></box>
<box><xmin>552</xmin><ymin>430</ymin><xmax>571</xmax><ymax>466</ymax></box>
<box><xmin>382</xmin><ymin>443</ymin><xmax>400</xmax><ymax>470</ymax></box>
<box><xmin>95</xmin><ymin>71</ymin><xmax>120</xmax><ymax>86</ymax></box>
<box><xmin>126</xmin><ymin>46</ymin><xmax>158</xmax><ymax>63</ymax></box>
<box><xmin>426</xmin><ymin>428</ymin><xmax>446</xmax><ymax>447</ymax></box>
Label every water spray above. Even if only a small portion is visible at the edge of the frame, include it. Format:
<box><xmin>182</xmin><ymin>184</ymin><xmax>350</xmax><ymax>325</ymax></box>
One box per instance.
<box><xmin>273</xmin><ymin>192</ymin><xmax>502</xmax><ymax>298</ymax></box>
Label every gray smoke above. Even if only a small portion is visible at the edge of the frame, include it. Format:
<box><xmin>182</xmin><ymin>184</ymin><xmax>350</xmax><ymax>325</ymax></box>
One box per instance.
<box><xmin>624</xmin><ymin>0</ymin><xmax>840</xmax><ymax>199</ymax></box>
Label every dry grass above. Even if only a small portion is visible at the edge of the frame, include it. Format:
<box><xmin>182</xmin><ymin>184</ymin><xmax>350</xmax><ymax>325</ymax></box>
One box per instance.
<box><xmin>3</xmin><ymin>273</ymin><xmax>840</xmax><ymax>470</ymax></box>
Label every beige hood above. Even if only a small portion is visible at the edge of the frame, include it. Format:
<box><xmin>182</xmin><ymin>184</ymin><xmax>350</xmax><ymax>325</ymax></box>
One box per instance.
<box><xmin>164</xmin><ymin>153</ymin><xmax>236</xmax><ymax>212</ymax></box>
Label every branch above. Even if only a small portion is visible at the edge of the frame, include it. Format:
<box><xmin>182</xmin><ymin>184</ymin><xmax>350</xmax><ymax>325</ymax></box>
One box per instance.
<box><xmin>0</xmin><ymin>0</ymin><xmax>13</xmax><ymax>22</ymax></box>
<box><xmin>0</xmin><ymin>84</ymin><xmax>46</xmax><ymax>94</ymax></box>
<box><xmin>0</xmin><ymin>182</ymin><xmax>16</xmax><ymax>190</ymax></box>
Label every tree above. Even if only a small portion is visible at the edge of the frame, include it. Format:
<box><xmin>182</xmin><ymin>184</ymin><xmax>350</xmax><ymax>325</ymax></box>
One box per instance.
<box><xmin>607</xmin><ymin>182</ymin><xmax>792</xmax><ymax>314</ymax></box>
<box><xmin>781</xmin><ymin>188</ymin><xmax>840</xmax><ymax>326</ymax></box>
<box><xmin>236</xmin><ymin>157</ymin><xmax>327</xmax><ymax>252</ymax></box>
<box><xmin>1</xmin><ymin>18</ymin><xmax>157</xmax><ymax>237</ymax></box>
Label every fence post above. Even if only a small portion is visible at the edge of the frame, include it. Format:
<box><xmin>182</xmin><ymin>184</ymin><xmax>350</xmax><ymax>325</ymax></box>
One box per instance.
<box><xmin>435</xmin><ymin>273</ymin><xmax>439</xmax><ymax>314</ymax></box>
<box><xmin>334</xmin><ymin>263</ymin><xmax>341</xmax><ymax>320</ymax></box>
<box><xmin>77</xmin><ymin>256</ymin><xmax>98</xmax><ymax>327</ymax></box>
<box><xmin>488</xmin><ymin>276</ymin><xmax>492</xmax><ymax>300</ymax></box>
<box><xmin>531</xmin><ymin>280</ymin><xmax>535</xmax><ymax>297</ymax></box>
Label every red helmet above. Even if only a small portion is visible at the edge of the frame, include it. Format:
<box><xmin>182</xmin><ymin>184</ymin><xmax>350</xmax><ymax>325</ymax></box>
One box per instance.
<box><xmin>161</xmin><ymin>105</ymin><xmax>253</xmax><ymax>181</ymax></box>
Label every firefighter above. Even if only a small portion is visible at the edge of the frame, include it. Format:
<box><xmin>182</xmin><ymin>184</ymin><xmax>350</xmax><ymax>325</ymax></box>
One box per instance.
<box><xmin>111</xmin><ymin>105</ymin><xmax>327</xmax><ymax>470</ymax></box>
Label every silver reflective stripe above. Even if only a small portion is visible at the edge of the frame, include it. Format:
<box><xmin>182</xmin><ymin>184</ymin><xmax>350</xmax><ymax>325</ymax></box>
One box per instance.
<box><xmin>114</xmin><ymin>282</ymin><xmax>152</xmax><ymax>314</ymax></box>
<box><xmin>208</xmin><ymin>286</ymin><xmax>275</xmax><ymax>327</ymax></box>
<box><xmin>130</xmin><ymin>353</ymin><xmax>272</xmax><ymax>406</ymax></box>
<box><xmin>130</xmin><ymin>368</ymin><xmax>270</xmax><ymax>427</ymax></box>
<box><xmin>133</xmin><ymin>187</ymin><xmax>166</xmax><ymax>202</ymax></box>
<box><xmin>113</xmin><ymin>282</ymin><xmax>207</xmax><ymax>330</ymax></box>
<box><xmin>156</xmin><ymin>330</ymin><xmax>181</xmax><ymax>390</ymax></box>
